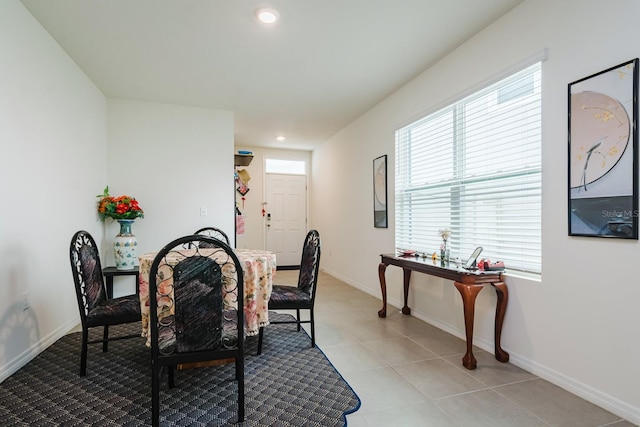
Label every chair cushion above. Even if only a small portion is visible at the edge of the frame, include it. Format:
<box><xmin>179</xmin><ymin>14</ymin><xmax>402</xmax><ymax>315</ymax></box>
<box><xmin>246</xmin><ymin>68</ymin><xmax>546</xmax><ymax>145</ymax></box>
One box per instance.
<box><xmin>268</xmin><ymin>284</ymin><xmax>312</xmax><ymax>310</ymax></box>
<box><xmin>86</xmin><ymin>294</ymin><xmax>141</xmax><ymax>327</ymax></box>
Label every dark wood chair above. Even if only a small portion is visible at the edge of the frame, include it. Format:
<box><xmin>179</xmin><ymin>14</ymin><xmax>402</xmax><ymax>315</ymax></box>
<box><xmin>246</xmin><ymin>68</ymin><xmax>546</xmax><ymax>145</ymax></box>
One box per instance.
<box><xmin>257</xmin><ymin>229</ymin><xmax>321</xmax><ymax>355</ymax></box>
<box><xmin>149</xmin><ymin>235</ymin><xmax>244</xmax><ymax>426</ymax></box>
<box><xmin>194</xmin><ymin>226</ymin><xmax>231</xmax><ymax>246</ymax></box>
<box><xmin>69</xmin><ymin>230</ymin><xmax>142</xmax><ymax>377</ymax></box>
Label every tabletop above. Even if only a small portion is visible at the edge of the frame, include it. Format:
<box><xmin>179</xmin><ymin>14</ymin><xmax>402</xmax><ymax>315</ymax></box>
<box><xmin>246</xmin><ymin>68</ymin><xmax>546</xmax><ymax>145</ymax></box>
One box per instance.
<box><xmin>380</xmin><ymin>253</ymin><xmax>503</xmax><ymax>283</ymax></box>
<box><xmin>138</xmin><ymin>248</ymin><xmax>276</xmax><ymax>346</ymax></box>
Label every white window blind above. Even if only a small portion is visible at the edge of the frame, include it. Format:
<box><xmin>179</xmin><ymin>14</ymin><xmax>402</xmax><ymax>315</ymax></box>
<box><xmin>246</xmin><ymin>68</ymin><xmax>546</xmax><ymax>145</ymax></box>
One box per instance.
<box><xmin>395</xmin><ymin>62</ymin><xmax>542</xmax><ymax>274</ymax></box>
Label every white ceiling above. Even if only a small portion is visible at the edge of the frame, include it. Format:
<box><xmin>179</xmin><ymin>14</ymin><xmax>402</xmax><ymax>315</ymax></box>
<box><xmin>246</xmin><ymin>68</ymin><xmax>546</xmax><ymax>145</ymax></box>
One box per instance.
<box><xmin>20</xmin><ymin>0</ymin><xmax>523</xmax><ymax>151</ymax></box>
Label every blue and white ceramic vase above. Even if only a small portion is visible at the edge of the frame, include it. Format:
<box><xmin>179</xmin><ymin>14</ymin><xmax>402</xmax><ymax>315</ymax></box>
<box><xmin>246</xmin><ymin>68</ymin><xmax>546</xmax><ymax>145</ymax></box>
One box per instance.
<box><xmin>114</xmin><ymin>219</ymin><xmax>138</xmax><ymax>270</ymax></box>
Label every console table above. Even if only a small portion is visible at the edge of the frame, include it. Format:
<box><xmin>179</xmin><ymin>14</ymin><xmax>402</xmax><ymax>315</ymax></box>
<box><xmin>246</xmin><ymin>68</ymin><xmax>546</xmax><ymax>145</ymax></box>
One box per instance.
<box><xmin>378</xmin><ymin>253</ymin><xmax>509</xmax><ymax>370</ymax></box>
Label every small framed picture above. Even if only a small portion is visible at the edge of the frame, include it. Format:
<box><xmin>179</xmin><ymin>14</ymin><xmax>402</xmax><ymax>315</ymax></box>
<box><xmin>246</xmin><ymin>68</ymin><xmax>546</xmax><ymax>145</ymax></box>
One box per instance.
<box><xmin>373</xmin><ymin>155</ymin><xmax>388</xmax><ymax>228</ymax></box>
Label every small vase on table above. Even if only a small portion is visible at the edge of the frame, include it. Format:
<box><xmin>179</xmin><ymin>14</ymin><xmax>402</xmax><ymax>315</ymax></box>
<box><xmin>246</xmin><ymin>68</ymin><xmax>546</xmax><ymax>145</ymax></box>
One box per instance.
<box><xmin>440</xmin><ymin>240</ymin><xmax>450</xmax><ymax>266</ymax></box>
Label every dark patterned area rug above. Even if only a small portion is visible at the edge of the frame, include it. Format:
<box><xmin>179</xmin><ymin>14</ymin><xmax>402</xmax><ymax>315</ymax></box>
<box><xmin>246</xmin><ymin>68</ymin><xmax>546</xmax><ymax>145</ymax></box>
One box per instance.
<box><xmin>0</xmin><ymin>313</ymin><xmax>360</xmax><ymax>426</ymax></box>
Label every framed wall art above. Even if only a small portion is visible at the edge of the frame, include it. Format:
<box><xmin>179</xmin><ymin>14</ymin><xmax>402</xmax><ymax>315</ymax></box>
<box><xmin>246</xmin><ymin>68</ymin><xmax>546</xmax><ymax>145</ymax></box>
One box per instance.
<box><xmin>373</xmin><ymin>155</ymin><xmax>388</xmax><ymax>228</ymax></box>
<box><xmin>568</xmin><ymin>58</ymin><xmax>639</xmax><ymax>238</ymax></box>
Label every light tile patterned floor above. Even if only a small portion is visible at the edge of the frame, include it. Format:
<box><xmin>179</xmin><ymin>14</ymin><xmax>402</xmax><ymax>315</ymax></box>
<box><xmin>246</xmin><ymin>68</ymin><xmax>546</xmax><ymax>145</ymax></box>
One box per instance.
<box><xmin>273</xmin><ymin>270</ymin><xmax>637</xmax><ymax>427</ymax></box>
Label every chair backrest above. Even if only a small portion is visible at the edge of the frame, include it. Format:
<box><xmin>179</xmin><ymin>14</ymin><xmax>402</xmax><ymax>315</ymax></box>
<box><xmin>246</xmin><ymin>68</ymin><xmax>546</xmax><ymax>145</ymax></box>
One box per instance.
<box><xmin>148</xmin><ymin>235</ymin><xmax>244</xmax><ymax>359</ymax></box>
<box><xmin>194</xmin><ymin>227</ymin><xmax>231</xmax><ymax>246</ymax></box>
<box><xmin>69</xmin><ymin>230</ymin><xmax>107</xmax><ymax>326</ymax></box>
<box><xmin>297</xmin><ymin>230</ymin><xmax>321</xmax><ymax>300</ymax></box>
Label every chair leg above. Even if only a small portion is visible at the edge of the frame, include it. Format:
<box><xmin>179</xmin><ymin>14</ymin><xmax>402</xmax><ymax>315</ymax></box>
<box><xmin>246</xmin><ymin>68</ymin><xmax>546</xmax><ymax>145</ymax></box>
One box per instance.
<box><xmin>237</xmin><ymin>357</ymin><xmax>245</xmax><ymax>422</ymax></box>
<box><xmin>257</xmin><ymin>326</ymin><xmax>264</xmax><ymax>355</ymax></box>
<box><xmin>102</xmin><ymin>325</ymin><xmax>109</xmax><ymax>352</ymax></box>
<box><xmin>234</xmin><ymin>357</ymin><xmax>240</xmax><ymax>381</ymax></box>
<box><xmin>152</xmin><ymin>365</ymin><xmax>161</xmax><ymax>427</ymax></box>
<box><xmin>80</xmin><ymin>329</ymin><xmax>88</xmax><ymax>377</ymax></box>
<box><xmin>168</xmin><ymin>365</ymin><xmax>175</xmax><ymax>388</ymax></box>
<box><xmin>296</xmin><ymin>309</ymin><xmax>301</xmax><ymax>331</ymax></box>
<box><xmin>310</xmin><ymin>309</ymin><xmax>316</xmax><ymax>348</ymax></box>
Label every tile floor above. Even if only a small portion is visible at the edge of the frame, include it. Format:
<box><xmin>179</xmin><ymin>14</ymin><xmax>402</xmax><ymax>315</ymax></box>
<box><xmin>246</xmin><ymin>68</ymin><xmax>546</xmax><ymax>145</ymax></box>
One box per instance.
<box><xmin>273</xmin><ymin>269</ymin><xmax>637</xmax><ymax>427</ymax></box>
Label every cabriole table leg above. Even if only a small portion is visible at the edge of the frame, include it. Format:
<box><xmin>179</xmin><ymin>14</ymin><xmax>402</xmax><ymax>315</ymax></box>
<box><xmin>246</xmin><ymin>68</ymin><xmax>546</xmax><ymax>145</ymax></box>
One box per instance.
<box><xmin>492</xmin><ymin>281</ymin><xmax>510</xmax><ymax>363</ymax></box>
<box><xmin>454</xmin><ymin>281</ymin><xmax>484</xmax><ymax>370</ymax></box>
<box><xmin>402</xmin><ymin>268</ymin><xmax>412</xmax><ymax>315</ymax></box>
<box><xmin>378</xmin><ymin>262</ymin><xmax>389</xmax><ymax>317</ymax></box>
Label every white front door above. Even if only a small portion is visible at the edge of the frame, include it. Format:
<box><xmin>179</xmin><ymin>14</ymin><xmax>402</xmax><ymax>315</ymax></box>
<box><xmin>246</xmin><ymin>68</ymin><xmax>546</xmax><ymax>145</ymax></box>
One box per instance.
<box><xmin>265</xmin><ymin>173</ymin><xmax>307</xmax><ymax>266</ymax></box>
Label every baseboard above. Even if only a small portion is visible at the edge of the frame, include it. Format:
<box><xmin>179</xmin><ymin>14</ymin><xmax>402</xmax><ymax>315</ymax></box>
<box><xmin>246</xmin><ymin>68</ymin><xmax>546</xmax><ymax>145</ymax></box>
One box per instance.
<box><xmin>505</xmin><ymin>353</ymin><xmax>640</xmax><ymax>426</ymax></box>
<box><xmin>0</xmin><ymin>318</ymin><xmax>79</xmax><ymax>383</ymax></box>
<box><xmin>319</xmin><ymin>267</ymin><xmax>640</xmax><ymax>425</ymax></box>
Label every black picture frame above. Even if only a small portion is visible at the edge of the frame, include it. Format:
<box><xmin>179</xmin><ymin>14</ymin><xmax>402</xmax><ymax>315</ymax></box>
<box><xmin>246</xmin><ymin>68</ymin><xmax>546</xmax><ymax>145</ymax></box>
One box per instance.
<box><xmin>373</xmin><ymin>155</ymin><xmax>388</xmax><ymax>228</ymax></box>
<box><xmin>568</xmin><ymin>58</ymin><xmax>639</xmax><ymax>239</ymax></box>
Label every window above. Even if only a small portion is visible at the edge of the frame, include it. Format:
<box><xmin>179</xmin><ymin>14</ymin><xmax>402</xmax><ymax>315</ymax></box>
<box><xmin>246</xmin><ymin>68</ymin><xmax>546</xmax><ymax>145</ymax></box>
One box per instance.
<box><xmin>265</xmin><ymin>159</ymin><xmax>306</xmax><ymax>175</ymax></box>
<box><xmin>395</xmin><ymin>62</ymin><xmax>542</xmax><ymax>274</ymax></box>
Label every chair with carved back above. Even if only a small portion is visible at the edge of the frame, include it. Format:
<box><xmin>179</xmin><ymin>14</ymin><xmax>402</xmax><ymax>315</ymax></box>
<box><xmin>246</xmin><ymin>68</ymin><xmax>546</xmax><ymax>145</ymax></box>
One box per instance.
<box><xmin>69</xmin><ymin>230</ymin><xmax>142</xmax><ymax>376</ymax></box>
<box><xmin>257</xmin><ymin>229</ymin><xmax>321</xmax><ymax>355</ymax></box>
<box><xmin>194</xmin><ymin>226</ymin><xmax>231</xmax><ymax>247</ymax></box>
<box><xmin>148</xmin><ymin>235</ymin><xmax>244</xmax><ymax>426</ymax></box>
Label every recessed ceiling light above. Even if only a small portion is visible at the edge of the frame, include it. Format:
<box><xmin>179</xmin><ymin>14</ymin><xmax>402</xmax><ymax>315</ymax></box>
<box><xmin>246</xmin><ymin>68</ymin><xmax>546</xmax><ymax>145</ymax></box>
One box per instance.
<box><xmin>256</xmin><ymin>8</ymin><xmax>279</xmax><ymax>24</ymax></box>
<box><xmin>276</xmin><ymin>135</ymin><xmax>286</xmax><ymax>141</ymax></box>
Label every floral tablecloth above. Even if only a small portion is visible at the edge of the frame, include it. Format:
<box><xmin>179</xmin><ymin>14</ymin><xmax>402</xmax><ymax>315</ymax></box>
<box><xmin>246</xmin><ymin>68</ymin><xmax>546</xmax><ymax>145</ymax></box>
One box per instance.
<box><xmin>138</xmin><ymin>248</ymin><xmax>276</xmax><ymax>346</ymax></box>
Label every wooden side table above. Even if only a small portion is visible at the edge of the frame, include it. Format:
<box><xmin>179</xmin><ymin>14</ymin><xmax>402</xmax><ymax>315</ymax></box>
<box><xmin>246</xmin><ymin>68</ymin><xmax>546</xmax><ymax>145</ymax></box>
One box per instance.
<box><xmin>102</xmin><ymin>266</ymin><xmax>139</xmax><ymax>298</ymax></box>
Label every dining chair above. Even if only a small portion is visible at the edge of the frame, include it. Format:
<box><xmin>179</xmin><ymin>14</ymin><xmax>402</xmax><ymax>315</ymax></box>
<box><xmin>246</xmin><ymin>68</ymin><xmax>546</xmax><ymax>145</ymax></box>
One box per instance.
<box><xmin>69</xmin><ymin>230</ymin><xmax>142</xmax><ymax>377</ymax></box>
<box><xmin>148</xmin><ymin>235</ymin><xmax>244</xmax><ymax>426</ymax></box>
<box><xmin>257</xmin><ymin>229</ymin><xmax>321</xmax><ymax>355</ymax></box>
<box><xmin>194</xmin><ymin>226</ymin><xmax>231</xmax><ymax>246</ymax></box>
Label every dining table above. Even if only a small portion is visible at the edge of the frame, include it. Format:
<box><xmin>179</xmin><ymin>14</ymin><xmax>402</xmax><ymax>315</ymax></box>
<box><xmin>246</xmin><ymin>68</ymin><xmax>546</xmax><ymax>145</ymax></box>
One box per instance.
<box><xmin>137</xmin><ymin>247</ymin><xmax>276</xmax><ymax>347</ymax></box>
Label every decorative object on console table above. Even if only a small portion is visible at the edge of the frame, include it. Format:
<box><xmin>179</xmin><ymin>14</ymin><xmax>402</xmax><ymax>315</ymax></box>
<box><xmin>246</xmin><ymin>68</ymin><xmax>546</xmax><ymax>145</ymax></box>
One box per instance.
<box><xmin>568</xmin><ymin>58</ymin><xmax>639</xmax><ymax>239</ymax></box>
<box><xmin>96</xmin><ymin>186</ymin><xmax>144</xmax><ymax>270</ymax></box>
<box><xmin>439</xmin><ymin>227</ymin><xmax>451</xmax><ymax>263</ymax></box>
<box><xmin>440</xmin><ymin>240</ymin><xmax>449</xmax><ymax>266</ymax></box>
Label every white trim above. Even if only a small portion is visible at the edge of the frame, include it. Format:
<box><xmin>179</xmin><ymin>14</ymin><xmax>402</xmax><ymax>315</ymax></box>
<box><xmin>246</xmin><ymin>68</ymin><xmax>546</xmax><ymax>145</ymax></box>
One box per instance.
<box><xmin>0</xmin><ymin>318</ymin><xmax>79</xmax><ymax>383</ymax></box>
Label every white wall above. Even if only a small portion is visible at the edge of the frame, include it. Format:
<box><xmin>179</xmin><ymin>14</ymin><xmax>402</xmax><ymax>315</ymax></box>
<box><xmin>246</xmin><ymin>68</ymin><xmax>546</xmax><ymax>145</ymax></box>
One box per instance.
<box><xmin>105</xmin><ymin>99</ymin><xmax>234</xmax><ymax>295</ymax></box>
<box><xmin>311</xmin><ymin>0</ymin><xmax>640</xmax><ymax>423</ymax></box>
<box><xmin>234</xmin><ymin>146</ymin><xmax>311</xmax><ymax>250</ymax></box>
<box><xmin>0</xmin><ymin>1</ymin><xmax>107</xmax><ymax>381</ymax></box>
<box><xmin>0</xmin><ymin>1</ymin><xmax>236</xmax><ymax>379</ymax></box>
